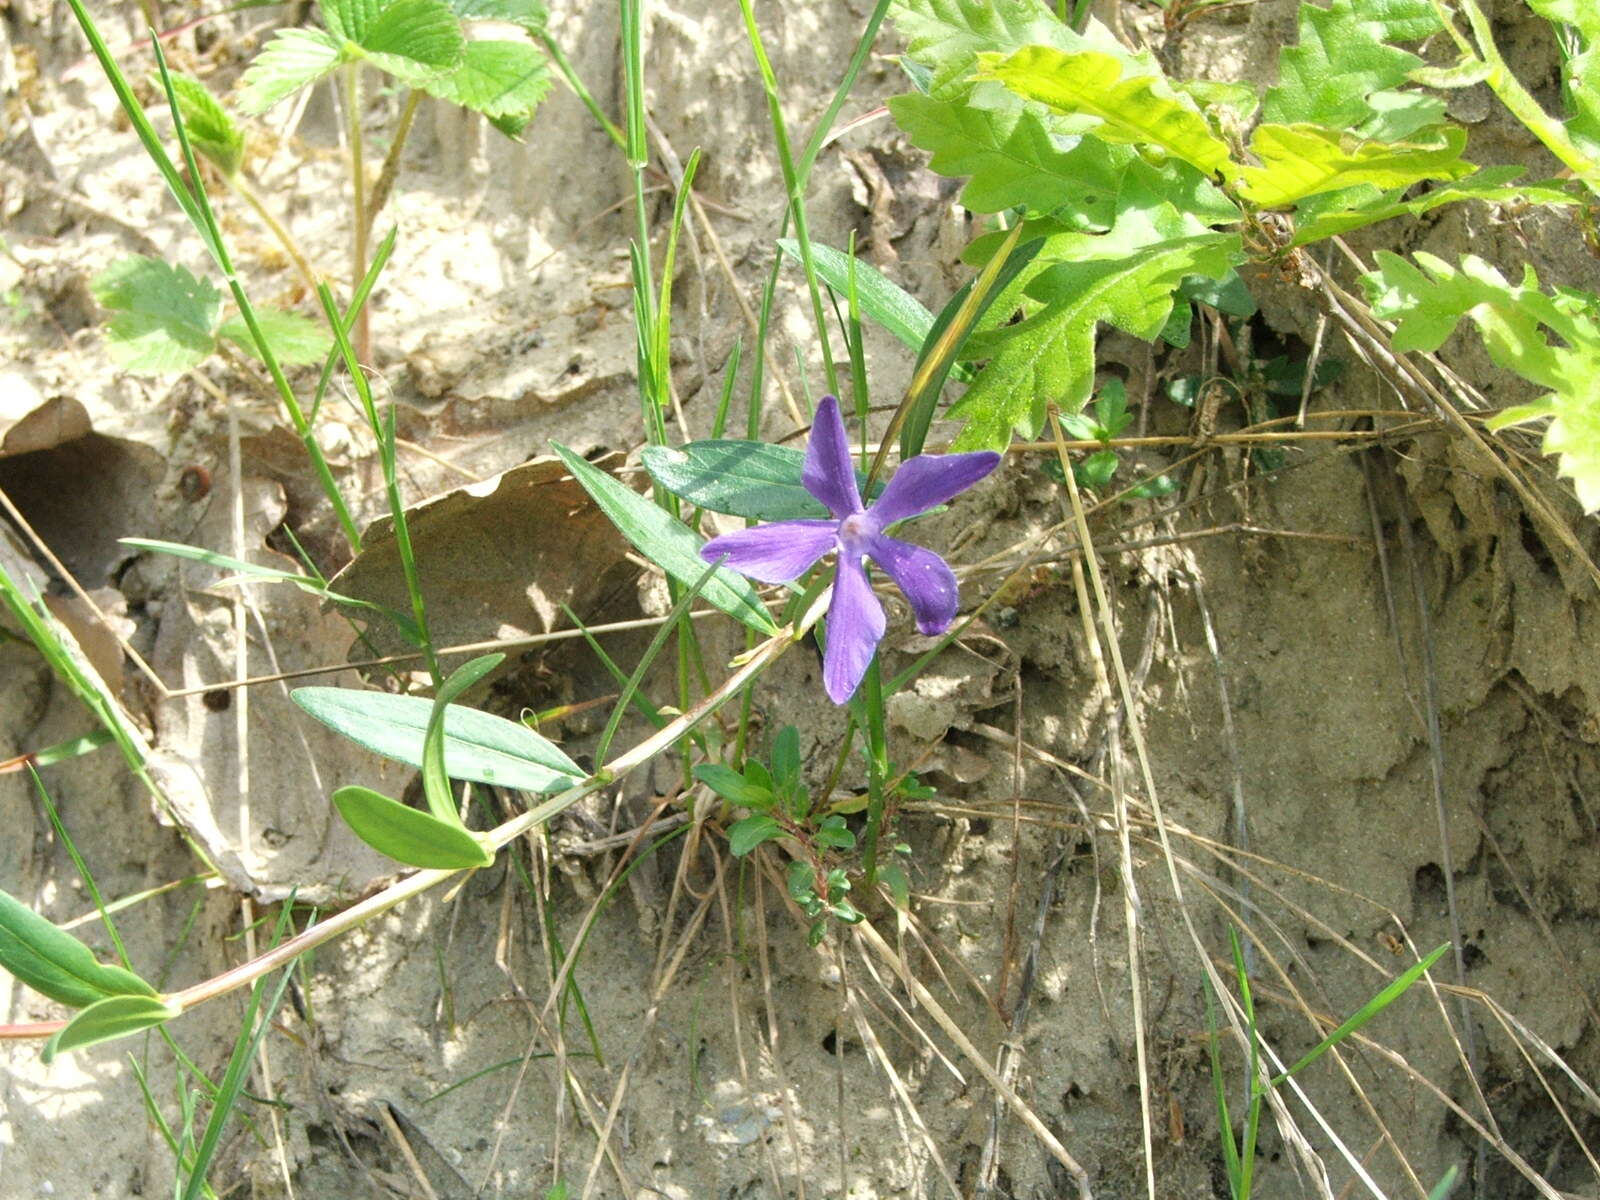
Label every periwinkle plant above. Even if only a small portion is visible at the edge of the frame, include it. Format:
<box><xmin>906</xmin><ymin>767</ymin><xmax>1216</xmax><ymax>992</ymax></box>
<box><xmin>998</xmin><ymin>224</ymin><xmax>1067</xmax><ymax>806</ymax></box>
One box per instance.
<box><xmin>702</xmin><ymin>395</ymin><xmax>999</xmax><ymax>702</ymax></box>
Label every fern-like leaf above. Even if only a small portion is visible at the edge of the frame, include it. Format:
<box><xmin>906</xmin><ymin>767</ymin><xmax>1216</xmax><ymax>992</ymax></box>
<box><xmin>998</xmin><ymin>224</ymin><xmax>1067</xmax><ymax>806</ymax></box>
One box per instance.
<box><xmin>1364</xmin><ymin>251</ymin><xmax>1600</xmax><ymax>509</ymax></box>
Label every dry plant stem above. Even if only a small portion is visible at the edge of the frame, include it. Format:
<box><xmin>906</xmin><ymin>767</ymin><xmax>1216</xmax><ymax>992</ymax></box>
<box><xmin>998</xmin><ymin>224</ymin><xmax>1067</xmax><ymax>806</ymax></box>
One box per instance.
<box><xmin>844</xmin><ymin>967</ymin><xmax>963</xmax><ymax>1200</ymax></box>
<box><xmin>1050</xmin><ymin>410</ymin><xmax>1157</xmax><ymax>1200</ymax></box>
<box><xmin>224</xmin><ymin>171</ymin><xmax>318</xmax><ymax>295</ymax></box>
<box><xmin>852</xmin><ymin>919</ymin><xmax>1093</xmax><ymax>1197</ymax></box>
<box><xmin>365</xmin><ymin>88</ymin><xmax>423</xmax><ymax>239</ymax></box>
<box><xmin>0</xmin><ymin>595</ymin><xmax>824</xmax><ymax>1042</ymax></box>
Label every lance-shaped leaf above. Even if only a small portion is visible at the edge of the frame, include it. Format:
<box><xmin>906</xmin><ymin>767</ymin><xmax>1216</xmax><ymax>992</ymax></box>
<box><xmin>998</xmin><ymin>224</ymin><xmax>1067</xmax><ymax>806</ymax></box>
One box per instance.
<box><xmin>551</xmin><ymin>444</ymin><xmax>776</xmax><ymax>633</ymax></box>
<box><xmin>777</xmin><ymin>239</ymin><xmax>936</xmax><ymax>360</ymax></box>
<box><xmin>0</xmin><ymin>887</ymin><xmax>156</xmax><ymax>1010</ymax></box>
<box><xmin>91</xmin><ymin>256</ymin><xmax>220</xmax><ymax>372</ymax></box>
<box><xmin>1239</xmin><ymin>124</ymin><xmax>1474</xmax><ymax>208</ymax></box>
<box><xmin>1289</xmin><ymin>168</ymin><xmax>1579</xmax><ymax>246</ymax></box>
<box><xmin>977</xmin><ymin>47</ymin><xmax>1235</xmax><ymax>178</ymax></box>
<box><xmin>42</xmin><ymin>994</ymin><xmax>181</xmax><ymax>1063</ymax></box>
<box><xmin>333</xmin><ymin>785</ymin><xmax>495</xmax><ymax>869</ymax></box>
<box><xmin>1363</xmin><ymin>250</ymin><xmax>1600</xmax><ymax>509</ymax></box>
<box><xmin>292</xmin><ymin>687</ymin><xmax>583</xmax><ymax>792</ymax></box>
<box><xmin>642</xmin><ymin>441</ymin><xmax>880</xmax><ymax>522</ymax></box>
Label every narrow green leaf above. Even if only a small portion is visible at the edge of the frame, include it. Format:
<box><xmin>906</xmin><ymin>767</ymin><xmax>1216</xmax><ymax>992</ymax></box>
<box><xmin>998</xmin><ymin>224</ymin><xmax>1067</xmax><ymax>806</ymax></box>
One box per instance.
<box><xmin>418</xmin><ymin>39</ymin><xmax>548</xmax><ymax>118</ymax></box>
<box><xmin>238</xmin><ymin>28</ymin><xmax>344</xmax><ymax>115</ymax></box>
<box><xmin>122</xmin><ymin>537</ymin><xmax>421</xmax><ymax>643</ymax></box>
<box><xmin>551</xmin><ymin>444</ymin><xmax>776</xmax><ymax>633</ymax></box>
<box><xmin>1289</xmin><ymin>169</ymin><xmax>1578</xmax><ymax>247</ymax></box>
<box><xmin>218</xmin><ymin>306</ymin><xmax>332</xmax><ymax>366</ymax></box>
<box><xmin>1240</xmin><ymin>124</ymin><xmax>1474</xmax><ymax>208</ymax></box>
<box><xmin>1272</xmin><ymin>943</ymin><xmax>1450</xmax><ymax>1085</ymax></box>
<box><xmin>421</xmin><ymin>653</ymin><xmax>504</xmax><ymax>824</ymax></box>
<box><xmin>41</xmin><ymin>993</ymin><xmax>180</xmax><ymax>1063</ymax></box>
<box><xmin>978</xmin><ymin>47</ymin><xmax>1234</xmax><ymax>177</ymax></box>
<box><xmin>777</xmin><ymin>239</ymin><xmax>935</xmax><ymax>357</ymax></box>
<box><xmin>0</xmin><ymin>887</ymin><xmax>156</xmax><ymax>1010</ymax></box>
<box><xmin>91</xmin><ymin>256</ymin><xmax>220</xmax><ymax>372</ymax></box>
<box><xmin>693</xmin><ymin>764</ymin><xmax>775</xmax><ymax>810</ymax></box>
<box><xmin>727</xmin><ymin>813</ymin><xmax>782</xmax><ymax>856</ymax></box>
<box><xmin>292</xmin><ymin>687</ymin><xmax>584</xmax><ymax>792</ymax></box>
<box><xmin>166</xmin><ymin>73</ymin><xmax>245</xmax><ymax>177</ymax></box>
<box><xmin>641</xmin><ymin>440</ymin><xmax>876</xmax><ymax>522</ymax></box>
<box><xmin>333</xmin><ymin>785</ymin><xmax>495</xmax><ymax>868</ymax></box>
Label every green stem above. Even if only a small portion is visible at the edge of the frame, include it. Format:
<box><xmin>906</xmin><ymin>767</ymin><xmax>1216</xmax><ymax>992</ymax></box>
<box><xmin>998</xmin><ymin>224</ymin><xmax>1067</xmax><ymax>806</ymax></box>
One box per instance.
<box><xmin>736</xmin><ymin>0</ymin><xmax>839</xmax><ymax>397</ymax></box>
<box><xmin>860</xmin><ymin>656</ymin><xmax>888</xmax><ymax>884</ymax></box>
<box><xmin>537</xmin><ymin>30</ymin><xmax>625</xmax><ymax>151</ymax></box>
<box><xmin>343</xmin><ymin>63</ymin><xmax>372</xmax><ymax>362</ymax></box>
<box><xmin>223</xmin><ymin>172</ymin><xmax>318</xmax><ymax>296</ymax></box>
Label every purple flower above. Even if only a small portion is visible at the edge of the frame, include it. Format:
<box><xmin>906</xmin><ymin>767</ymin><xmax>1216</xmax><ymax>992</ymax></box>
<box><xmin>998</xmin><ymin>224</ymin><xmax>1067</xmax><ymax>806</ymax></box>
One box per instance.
<box><xmin>700</xmin><ymin>395</ymin><xmax>1000</xmax><ymax>704</ymax></box>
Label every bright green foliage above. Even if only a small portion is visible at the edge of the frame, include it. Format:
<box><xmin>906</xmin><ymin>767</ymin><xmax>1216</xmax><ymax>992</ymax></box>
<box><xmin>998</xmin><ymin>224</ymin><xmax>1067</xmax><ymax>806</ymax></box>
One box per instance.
<box><xmin>1529</xmin><ymin>0</ymin><xmax>1600</xmax><ymax>156</ymax></box>
<box><xmin>977</xmin><ymin>46</ymin><xmax>1234</xmax><ymax>177</ymax></box>
<box><xmin>0</xmin><ymin>887</ymin><xmax>157</xmax><ymax>1010</ymax></box>
<box><xmin>1363</xmin><ymin>251</ymin><xmax>1600</xmax><ymax>510</ymax></box>
<box><xmin>167</xmin><ymin>73</ymin><xmax>244</xmax><ymax>177</ymax></box>
<box><xmin>416</xmin><ymin>40</ymin><xmax>549</xmax><ymax>118</ymax></box>
<box><xmin>552</xmin><ymin>443</ymin><xmax>776</xmax><ymax>634</ymax></box>
<box><xmin>217</xmin><ymin>308</ymin><xmax>333</xmax><ymax>366</ymax></box>
<box><xmin>91</xmin><ymin>257</ymin><xmax>219</xmax><ymax>371</ymax></box>
<box><xmin>332</xmin><ymin>785</ymin><xmax>496</xmax><ymax>868</ymax></box>
<box><xmin>42</xmin><ymin>994</ymin><xmax>181</xmax><ymax>1064</ymax></box>
<box><xmin>1262</xmin><ymin>0</ymin><xmax>1443</xmax><ymax>128</ymax></box>
<box><xmin>1239</xmin><ymin>124</ymin><xmax>1473</xmax><ymax>208</ymax></box>
<box><xmin>889</xmin><ymin>0</ymin><xmax>1195</xmax><ymax>228</ymax></box>
<box><xmin>1288</xmin><ymin>167</ymin><xmax>1578</xmax><ymax>246</ymax></box>
<box><xmin>291</xmin><ymin>686</ymin><xmax>583</xmax><ymax>793</ymax></box>
<box><xmin>446</xmin><ymin>0</ymin><xmax>547</xmax><ymax>33</ymax></box>
<box><xmin>240</xmin><ymin>0</ymin><xmax>550</xmax><ymax>137</ymax></box>
<box><xmin>948</xmin><ymin>203</ymin><xmax>1239</xmax><ymax>449</ymax></box>
<box><xmin>93</xmin><ymin>256</ymin><xmax>329</xmax><ymax>372</ymax></box>
<box><xmin>238</xmin><ymin>29</ymin><xmax>345</xmax><ymax>114</ymax></box>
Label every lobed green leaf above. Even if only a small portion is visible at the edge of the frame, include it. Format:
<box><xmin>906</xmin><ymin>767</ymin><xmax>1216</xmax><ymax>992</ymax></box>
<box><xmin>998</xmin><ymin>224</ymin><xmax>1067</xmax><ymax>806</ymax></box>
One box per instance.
<box><xmin>91</xmin><ymin>256</ymin><xmax>220</xmax><ymax>372</ymax></box>
<box><xmin>1240</xmin><ymin>124</ymin><xmax>1473</xmax><ymax>208</ymax></box>
<box><xmin>238</xmin><ymin>28</ymin><xmax>344</xmax><ymax>115</ymax></box>
<box><xmin>219</xmin><ymin>306</ymin><xmax>332</xmax><ymax>366</ymax></box>
<box><xmin>417</xmin><ymin>39</ymin><xmax>549</xmax><ymax>119</ymax></box>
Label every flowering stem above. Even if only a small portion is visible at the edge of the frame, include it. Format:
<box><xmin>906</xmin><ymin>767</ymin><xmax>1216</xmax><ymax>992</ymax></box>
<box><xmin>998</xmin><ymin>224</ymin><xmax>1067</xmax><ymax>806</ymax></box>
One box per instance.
<box><xmin>860</xmin><ymin>655</ymin><xmax>889</xmax><ymax>883</ymax></box>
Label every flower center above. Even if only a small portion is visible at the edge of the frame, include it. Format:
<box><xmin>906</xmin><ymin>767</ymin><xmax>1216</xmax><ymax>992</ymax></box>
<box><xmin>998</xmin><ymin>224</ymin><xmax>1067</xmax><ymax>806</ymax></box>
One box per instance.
<box><xmin>837</xmin><ymin>511</ymin><xmax>875</xmax><ymax>554</ymax></box>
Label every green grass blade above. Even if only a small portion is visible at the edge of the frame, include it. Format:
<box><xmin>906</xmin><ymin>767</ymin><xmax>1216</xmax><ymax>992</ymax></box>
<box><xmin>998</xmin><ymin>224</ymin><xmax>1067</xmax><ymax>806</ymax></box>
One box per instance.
<box><xmin>1270</xmin><ymin>942</ymin><xmax>1451</xmax><ymax>1086</ymax></box>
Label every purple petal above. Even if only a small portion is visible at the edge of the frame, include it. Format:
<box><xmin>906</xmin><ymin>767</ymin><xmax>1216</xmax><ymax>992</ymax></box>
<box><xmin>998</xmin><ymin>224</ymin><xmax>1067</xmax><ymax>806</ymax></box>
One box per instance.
<box><xmin>870</xmin><ymin>451</ymin><xmax>1001</xmax><ymax>527</ymax></box>
<box><xmin>868</xmin><ymin>534</ymin><xmax>960</xmax><ymax>634</ymax></box>
<box><xmin>701</xmin><ymin>520</ymin><xmax>837</xmax><ymax>584</ymax></box>
<box><xmin>822</xmin><ymin>555</ymin><xmax>885</xmax><ymax>704</ymax></box>
<box><xmin>803</xmin><ymin>395</ymin><xmax>864</xmax><ymax>519</ymax></box>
